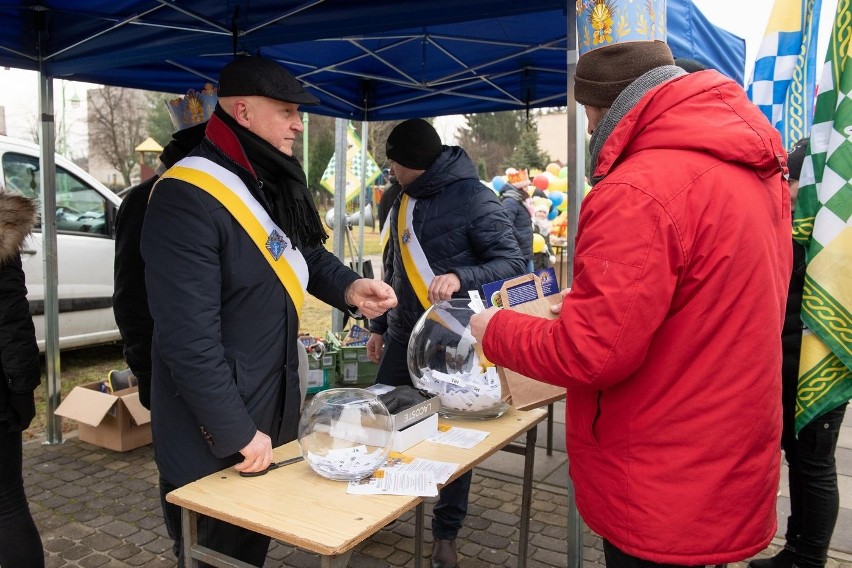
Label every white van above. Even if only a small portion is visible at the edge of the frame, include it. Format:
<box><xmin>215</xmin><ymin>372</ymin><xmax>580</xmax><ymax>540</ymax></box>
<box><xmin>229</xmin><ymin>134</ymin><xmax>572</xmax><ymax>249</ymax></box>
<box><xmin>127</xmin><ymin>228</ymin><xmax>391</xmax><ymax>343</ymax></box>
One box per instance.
<box><xmin>0</xmin><ymin>135</ymin><xmax>122</xmax><ymax>352</ymax></box>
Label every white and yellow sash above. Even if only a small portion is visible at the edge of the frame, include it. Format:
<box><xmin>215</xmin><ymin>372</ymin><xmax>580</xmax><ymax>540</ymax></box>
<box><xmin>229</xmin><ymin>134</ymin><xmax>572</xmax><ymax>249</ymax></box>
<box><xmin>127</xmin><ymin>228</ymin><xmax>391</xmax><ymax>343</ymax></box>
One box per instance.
<box><xmin>380</xmin><ymin>218</ymin><xmax>390</xmax><ymax>253</ymax></box>
<box><xmin>397</xmin><ymin>193</ymin><xmax>436</xmax><ymax>309</ymax></box>
<box><xmin>159</xmin><ymin>156</ymin><xmax>309</xmax><ymax>318</ymax></box>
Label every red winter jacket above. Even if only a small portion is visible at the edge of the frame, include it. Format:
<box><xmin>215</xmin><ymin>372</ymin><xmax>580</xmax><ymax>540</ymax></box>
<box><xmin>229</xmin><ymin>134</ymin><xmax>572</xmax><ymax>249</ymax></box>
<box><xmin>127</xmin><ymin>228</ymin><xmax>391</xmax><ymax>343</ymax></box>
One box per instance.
<box><xmin>483</xmin><ymin>70</ymin><xmax>791</xmax><ymax>564</ymax></box>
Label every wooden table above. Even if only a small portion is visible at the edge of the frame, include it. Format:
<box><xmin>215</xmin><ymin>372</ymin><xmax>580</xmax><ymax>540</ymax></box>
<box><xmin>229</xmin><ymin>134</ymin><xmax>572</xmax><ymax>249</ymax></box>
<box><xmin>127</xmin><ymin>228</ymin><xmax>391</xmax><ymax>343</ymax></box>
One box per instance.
<box><xmin>168</xmin><ymin>406</ymin><xmax>547</xmax><ymax>568</ymax></box>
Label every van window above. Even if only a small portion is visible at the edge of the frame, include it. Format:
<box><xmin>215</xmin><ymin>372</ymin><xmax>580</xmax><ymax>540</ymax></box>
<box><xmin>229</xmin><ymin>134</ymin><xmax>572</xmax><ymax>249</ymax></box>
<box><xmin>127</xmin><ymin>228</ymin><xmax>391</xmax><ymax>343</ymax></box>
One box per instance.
<box><xmin>2</xmin><ymin>152</ymin><xmax>110</xmax><ymax>236</ymax></box>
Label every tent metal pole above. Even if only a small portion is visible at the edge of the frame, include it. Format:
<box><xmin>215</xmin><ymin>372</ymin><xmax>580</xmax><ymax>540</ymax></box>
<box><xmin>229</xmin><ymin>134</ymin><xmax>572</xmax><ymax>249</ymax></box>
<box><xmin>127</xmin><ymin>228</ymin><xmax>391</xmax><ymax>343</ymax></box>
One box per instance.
<box><xmin>331</xmin><ymin>118</ymin><xmax>347</xmax><ymax>333</ymax></box>
<box><xmin>303</xmin><ymin>112</ymin><xmax>310</xmax><ymax>186</ymax></box>
<box><xmin>38</xmin><ymin>71</ymin><xmax>62</xmax><ymax>445</ymax></box>
<box><xmin>565</xmin><ymin>6</ymin><xmax>583</xmax><ymax>566</ymax></box>
<box><xmin>357</xmin><ymin>121</ymin><xmax>368</xmax><ymax>275</ymax></box>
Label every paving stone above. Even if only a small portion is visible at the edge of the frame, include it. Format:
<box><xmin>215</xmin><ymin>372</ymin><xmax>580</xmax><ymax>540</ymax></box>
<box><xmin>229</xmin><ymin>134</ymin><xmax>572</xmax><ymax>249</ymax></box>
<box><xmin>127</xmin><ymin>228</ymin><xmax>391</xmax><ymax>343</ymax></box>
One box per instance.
<box><xmin>22</xmin><ymin>434</ymin><xmax>852</xmax><ymax>568</ymax></box>
<box><xmin>79</xmin><ymin>552</ymin><xmax>113</xmax><ymax>567</ymax></box>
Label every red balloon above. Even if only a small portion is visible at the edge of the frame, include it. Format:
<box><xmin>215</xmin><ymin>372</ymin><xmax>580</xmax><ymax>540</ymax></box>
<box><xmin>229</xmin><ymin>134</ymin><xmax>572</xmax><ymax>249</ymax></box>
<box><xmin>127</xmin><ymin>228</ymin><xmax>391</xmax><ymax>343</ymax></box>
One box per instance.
<box><xmin>532</xmin><ymin>173</ymin><xmax>549</xmax><ymax>190</ymax></box>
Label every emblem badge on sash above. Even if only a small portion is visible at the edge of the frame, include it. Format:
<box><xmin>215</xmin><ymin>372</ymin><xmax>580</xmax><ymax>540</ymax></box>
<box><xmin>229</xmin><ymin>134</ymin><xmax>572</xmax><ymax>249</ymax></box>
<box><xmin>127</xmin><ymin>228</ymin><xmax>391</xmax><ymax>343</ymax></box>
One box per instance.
<box><xmin>402</xmin><ymin>228</ymin><xmax>411</xmax><ymax>244</ymax></box>
<box><xmin>266</xmin><ymin>230</ymin><xmax>287</xmax><ymax>261</ymax></box>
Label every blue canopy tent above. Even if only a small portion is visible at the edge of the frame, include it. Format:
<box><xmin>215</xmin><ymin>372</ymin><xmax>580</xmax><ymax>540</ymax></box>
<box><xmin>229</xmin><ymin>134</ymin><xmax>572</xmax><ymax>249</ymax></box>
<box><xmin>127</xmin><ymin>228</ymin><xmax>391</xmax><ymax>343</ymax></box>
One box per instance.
<box><xmin>0</xmin><ymin>1</ymin><xmax>744</xmax><ymax>120</ymax></box>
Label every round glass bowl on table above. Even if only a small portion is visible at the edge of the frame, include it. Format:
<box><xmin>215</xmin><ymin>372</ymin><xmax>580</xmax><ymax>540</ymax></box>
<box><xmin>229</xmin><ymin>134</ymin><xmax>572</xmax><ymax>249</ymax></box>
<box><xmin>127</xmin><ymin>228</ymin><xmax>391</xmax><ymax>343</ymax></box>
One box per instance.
<box><xmin>297</xmin><ymin>388</ymin><xmax>394</xmax><ymax>481</ymax></box>
<box><xmin>407</xmin><ymin>299</ymin><xmax>509</xmax><ymax>420</ymax></box>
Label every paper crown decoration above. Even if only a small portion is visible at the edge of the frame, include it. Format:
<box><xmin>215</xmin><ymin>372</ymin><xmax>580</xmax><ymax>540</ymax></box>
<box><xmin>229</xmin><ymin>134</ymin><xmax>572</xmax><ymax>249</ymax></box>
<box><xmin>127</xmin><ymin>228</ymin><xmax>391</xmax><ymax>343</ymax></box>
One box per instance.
<box><xmin>506</xmin><ymin>168</ymin><xmax>530</xmax><ymax>186</ymax></box>
<box><xmin>167</xmin><ymin>83</ymin><xmax>218</xmax><ymax>131</ymax></box>
<box><xmin>577</xmin><ymin>0</ymin><xmax>667</xmax><ymax>57</ymax></box>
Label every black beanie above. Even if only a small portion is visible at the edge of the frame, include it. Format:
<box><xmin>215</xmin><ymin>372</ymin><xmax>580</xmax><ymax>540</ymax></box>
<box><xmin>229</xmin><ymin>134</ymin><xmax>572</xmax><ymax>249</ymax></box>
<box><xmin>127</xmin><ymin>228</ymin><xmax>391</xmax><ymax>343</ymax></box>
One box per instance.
<box><xmin>787</xmin><ymin>137</ymin><xmax>809</xmax><ymax>181</ymax></box>
<box><xmin>386</xmin><ymin>119</ymin><xmax>443</xmax><ymax>170</ymax></box>
<box><xmin>574</xmin><ymin>41</ymin><xmax>675</xmax><ymax>108</ymax></box>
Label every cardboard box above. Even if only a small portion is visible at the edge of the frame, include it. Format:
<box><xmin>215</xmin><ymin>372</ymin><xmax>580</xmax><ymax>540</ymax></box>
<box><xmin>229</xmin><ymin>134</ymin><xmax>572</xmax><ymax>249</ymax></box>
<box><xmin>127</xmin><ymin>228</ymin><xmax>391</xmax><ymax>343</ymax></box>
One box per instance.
<box><xmin>327</xmin><ymin>331</ymin><xmax>378</xmax><ymax>386</ymax></box>
<box><xmin>307</xmin><ymin>350</ymin><xmax>338</xmax><ymax>394</ymax></box>
<box><xmin>55</xmin><ymin>382</ymin><xmax>151</xmax><ymax>452</ymax></box>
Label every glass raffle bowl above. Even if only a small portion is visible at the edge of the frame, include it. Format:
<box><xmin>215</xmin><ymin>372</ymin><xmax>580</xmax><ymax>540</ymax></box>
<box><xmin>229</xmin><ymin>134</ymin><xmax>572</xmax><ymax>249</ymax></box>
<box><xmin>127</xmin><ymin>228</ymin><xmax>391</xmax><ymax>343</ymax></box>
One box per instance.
<box><xmin>407</xmin><ymin>299</ymin><xmax>509</xmax><ymax>420</ymax></box>
<box><xmin>297</xmin><ymin>388</ymin><xmax>394</xmax><ymax>481</ymax></box>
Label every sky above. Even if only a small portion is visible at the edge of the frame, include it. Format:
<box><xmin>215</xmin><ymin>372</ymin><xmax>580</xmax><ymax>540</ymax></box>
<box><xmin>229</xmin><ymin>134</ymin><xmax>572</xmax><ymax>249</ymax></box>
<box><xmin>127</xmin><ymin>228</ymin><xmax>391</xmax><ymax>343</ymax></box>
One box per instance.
<box><xmin>0</xmin><ymin>0</ymin><xmax>841</xmax><ymax>145</ymax></box>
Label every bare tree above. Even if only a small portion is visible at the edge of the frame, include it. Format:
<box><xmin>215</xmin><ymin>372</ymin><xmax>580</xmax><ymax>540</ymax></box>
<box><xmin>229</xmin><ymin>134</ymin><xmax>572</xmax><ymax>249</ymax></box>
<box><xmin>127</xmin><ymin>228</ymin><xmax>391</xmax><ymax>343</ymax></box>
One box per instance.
<box><xmin>88</xmin><ymin>87</ymin><xmax>150</xmax><ymax>187</ymax></box>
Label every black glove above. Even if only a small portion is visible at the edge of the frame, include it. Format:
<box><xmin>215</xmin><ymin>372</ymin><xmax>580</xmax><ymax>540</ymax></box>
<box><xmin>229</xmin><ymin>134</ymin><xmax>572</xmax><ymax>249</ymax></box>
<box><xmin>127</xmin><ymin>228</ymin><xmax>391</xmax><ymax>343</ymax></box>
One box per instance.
<box><xmin>8</xmin><ymin>392</ymin><xmax>36</xmax><ymax>431</ymax></box>
<box><xmin>378</xmin><ymin>385</ymin><xmax>431</xmax><ymax>413</ymax></box>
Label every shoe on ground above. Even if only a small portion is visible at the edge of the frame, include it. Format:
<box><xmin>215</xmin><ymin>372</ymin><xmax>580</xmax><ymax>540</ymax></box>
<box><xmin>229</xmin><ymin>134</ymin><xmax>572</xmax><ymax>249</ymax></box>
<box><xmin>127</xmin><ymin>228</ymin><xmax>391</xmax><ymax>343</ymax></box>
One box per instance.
<box><xmin>748</xmin><ymin>548</ymin><xmax>795</xmax><ymax>568</ymax></box>
<box><xmin>431</xmin><ymin>538</ymin><xmax>458</xmax><ymax>568</ymax></box>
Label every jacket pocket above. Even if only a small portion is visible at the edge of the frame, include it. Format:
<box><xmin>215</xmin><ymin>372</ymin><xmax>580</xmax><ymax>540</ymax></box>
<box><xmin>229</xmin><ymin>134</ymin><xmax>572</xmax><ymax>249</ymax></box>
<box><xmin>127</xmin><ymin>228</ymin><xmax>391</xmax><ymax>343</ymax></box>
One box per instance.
<box><xmin>227</xmin><ymin>353</ymin><xmax>250</xmax><ymax>397</ymax></box>
<box><xmin>566</xmin><ymin>389</ymin><xmax>601</xmax><ymax>449</ymax></box>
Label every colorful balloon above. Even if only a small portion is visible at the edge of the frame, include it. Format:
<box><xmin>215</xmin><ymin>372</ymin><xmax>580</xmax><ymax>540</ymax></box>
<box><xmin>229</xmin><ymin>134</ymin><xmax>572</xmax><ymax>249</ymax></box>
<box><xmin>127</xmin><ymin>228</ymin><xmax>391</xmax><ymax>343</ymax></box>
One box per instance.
<box><xmin>559</xmin><ymin>166</ymin><xmax>568</xmax><ymax>179</ymax></box>
<box><xmin>532</xmin><ymin>173</ymin><xmax>549</xmax><ymax>190</ymax></box>
<box><xmin>547</xmin><ymin>207</ymin><xmax>558</xmax><ymax>220</ymax></box>
<box><xmin>549</xmin><ymin>191</ymin><xmax>564</xmax><ymax>207</ymax></box>
<box><xmin>545</xmin><ymin>162</ymin><xmax>561</xmax><ymax>177</ymax></box>
<box><xmin>492</xmin><ymin>176</ymin><xmax>506</xmax><ymax>192</ymax></box>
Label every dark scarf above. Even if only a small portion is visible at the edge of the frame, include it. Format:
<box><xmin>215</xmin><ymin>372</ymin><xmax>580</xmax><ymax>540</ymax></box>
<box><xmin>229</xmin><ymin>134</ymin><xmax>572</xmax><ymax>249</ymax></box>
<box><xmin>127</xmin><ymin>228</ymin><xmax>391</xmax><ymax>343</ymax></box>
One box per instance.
<box><xmin>213</xmin><ymin>106</ymin><xmax>327</xmax><ymax>249</ymax></box>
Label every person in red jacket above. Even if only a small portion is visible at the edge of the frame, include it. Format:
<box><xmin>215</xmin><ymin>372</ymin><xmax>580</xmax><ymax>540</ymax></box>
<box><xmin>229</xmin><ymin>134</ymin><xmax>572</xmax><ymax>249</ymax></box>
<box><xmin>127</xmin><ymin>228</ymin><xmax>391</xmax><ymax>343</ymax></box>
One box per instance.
<box><xmin>471</xmin><ymin>23</ymin><xmax>791</xmax><ymax>568</ymax></box>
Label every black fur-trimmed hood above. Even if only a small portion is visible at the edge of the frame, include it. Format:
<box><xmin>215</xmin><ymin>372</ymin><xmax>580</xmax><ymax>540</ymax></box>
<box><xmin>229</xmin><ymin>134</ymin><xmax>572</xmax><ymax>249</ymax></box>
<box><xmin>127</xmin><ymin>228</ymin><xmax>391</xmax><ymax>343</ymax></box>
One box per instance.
<box><xmin>0</xmin><ymin>191</ymin><xmax>37</xmax><ymax>264</ymax></box>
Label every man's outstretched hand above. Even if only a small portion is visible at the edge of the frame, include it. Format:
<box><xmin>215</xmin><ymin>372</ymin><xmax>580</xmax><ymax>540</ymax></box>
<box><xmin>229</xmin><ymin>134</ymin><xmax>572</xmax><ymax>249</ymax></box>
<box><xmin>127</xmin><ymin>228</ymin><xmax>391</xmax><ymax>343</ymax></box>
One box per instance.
<box><xmin>346</xmin><ymin>279</ymin><xmax>397</xmax><ymax>319</ymax></box>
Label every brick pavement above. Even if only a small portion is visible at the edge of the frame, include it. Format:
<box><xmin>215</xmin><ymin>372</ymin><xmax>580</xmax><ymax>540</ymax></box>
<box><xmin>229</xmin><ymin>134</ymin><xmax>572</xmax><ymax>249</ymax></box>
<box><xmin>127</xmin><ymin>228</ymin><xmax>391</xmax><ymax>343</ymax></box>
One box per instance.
<box><xmin>21</xmin><ymin>404</ymin><xmax>852</xmax><ymax>567</ymax></box>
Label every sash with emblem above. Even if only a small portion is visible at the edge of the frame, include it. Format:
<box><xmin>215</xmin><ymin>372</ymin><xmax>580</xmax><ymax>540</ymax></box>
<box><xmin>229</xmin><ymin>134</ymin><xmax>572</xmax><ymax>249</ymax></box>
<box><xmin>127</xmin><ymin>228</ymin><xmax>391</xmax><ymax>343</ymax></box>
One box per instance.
<box><xmin>397</xmin><ymin>193</ymin><xmax>436</xmax><ymax>310</ymax></box>
<box><xmin>159</xmin><ymin>156</ymin><xmax>310</xmax><ymax>318</ymax></box>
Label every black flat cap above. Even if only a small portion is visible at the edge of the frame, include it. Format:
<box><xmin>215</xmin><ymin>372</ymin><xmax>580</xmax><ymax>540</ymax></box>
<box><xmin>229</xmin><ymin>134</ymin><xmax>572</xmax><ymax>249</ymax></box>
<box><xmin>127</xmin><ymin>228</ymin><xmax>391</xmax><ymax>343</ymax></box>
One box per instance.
<box><xmin>218</xmin><ymin>56</ymin><xmax>319</xmax><ymax>106</ymax></box>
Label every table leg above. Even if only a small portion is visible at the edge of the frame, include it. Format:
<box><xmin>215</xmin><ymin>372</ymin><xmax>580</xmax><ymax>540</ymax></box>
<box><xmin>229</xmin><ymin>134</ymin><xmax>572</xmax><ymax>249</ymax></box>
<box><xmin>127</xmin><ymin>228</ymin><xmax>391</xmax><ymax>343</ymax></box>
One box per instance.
<box><xmin>414</xmin><ymin>502</ymin><xmax>424</xmax><ymax>568</ymax></box>
<box><xmin>181</xmin><ymin>507</ymin><xmax>200</xmax><ymax>568</ymax></box>
<box><xmin>547</xmin><ymin>403</ymin><xmax>554</xmax><ymax>456</ymax></box>
<box><xmin>320</xmin><ymin>551</ymin><xmax>354</xmax><ymax>568</ymax></box>
<box><xmin>517</xmin><ymin>424</ymin><xmax>538</xmax><ymax>568</ymax></box>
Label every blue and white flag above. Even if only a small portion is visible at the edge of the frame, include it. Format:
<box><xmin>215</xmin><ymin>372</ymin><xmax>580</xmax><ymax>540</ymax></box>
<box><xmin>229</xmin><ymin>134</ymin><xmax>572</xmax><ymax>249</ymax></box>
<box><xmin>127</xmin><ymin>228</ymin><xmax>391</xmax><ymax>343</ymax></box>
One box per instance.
<box><xmin>746</xmin><ymin>0</ymin><xmax>823</xmax><ymax>148</ymax></box>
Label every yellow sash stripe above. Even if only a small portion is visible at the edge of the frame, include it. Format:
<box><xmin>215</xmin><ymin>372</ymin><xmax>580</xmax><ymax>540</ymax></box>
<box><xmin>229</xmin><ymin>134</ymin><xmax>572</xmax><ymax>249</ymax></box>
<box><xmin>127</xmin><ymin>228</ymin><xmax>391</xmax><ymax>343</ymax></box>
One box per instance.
<box><xmin>398</xmin><ymin>194</ymin><xmax>431</xmax><ymax>309</ymax></box>
<box><xmin>162</xmin><ymin>166</ymin><xmax>305</xmax><ymax>318</ymax></box>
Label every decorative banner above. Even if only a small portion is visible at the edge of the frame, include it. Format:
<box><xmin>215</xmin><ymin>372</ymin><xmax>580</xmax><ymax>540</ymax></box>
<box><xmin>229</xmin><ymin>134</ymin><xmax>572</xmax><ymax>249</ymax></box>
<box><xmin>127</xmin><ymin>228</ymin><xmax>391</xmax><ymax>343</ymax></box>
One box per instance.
<box><xmin>791</xmin><ymin>0</ymin><xmax>851</xmax><ymax>433</ymax></box>
<box><xmin>746</xmin><ymin>0</ymin><xmax>823</xmax><ymax>149</ymax></box>
<box><xmin>576</xmin><ymin>0</ymin><xmax>667</xmax><ymax>58</ymax></box>
<box><xmin>320</xmin><ymin>123</ymin><xmax>381</xmax><ymax>203</ymax></box>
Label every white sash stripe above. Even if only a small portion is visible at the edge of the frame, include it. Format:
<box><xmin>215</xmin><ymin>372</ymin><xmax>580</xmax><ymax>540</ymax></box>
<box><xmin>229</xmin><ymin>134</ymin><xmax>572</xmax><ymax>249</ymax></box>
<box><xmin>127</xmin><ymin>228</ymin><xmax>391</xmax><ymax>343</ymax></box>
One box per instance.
<box><xmin>177</xmin><ymin>156</ymin><xmax>310</xmax><ymax>292</ymax></box>
<box><xmin>403</xmin><ymin>196</ymin><xmax>436</xmax><ymax>287</ymax></box>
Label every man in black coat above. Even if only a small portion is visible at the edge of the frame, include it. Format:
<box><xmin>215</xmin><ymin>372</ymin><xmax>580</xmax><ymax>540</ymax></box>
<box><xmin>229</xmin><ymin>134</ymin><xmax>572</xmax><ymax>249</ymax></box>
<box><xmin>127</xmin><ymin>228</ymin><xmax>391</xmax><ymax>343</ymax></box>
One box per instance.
<box><xmin>141</xmin><ymin>56</ymin><xmax>396</xmax><ymax>566</ymax></box>
<box><xmin>366</xmin><ymin>119</ymin><xmax>526</xmax><ymax>568</ymax></box>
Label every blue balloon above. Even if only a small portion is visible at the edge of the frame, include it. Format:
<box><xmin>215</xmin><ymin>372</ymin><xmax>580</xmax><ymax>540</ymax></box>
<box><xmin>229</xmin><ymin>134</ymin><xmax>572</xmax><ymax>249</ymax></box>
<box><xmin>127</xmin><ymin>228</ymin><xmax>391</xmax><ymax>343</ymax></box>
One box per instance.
<box><xmin>549</xmin><ymin>191</ymin><xmax>564</xmax><ymax>207</ymax></box>
<box><xmin>492</xmin><ymin>176</ymin><xmax>507</xmax><ymax>192</ymax></box>
<box><xmin>547</xmin><ymin>207</ymin><xmax>558</xmax><ymax>220</ymax></box>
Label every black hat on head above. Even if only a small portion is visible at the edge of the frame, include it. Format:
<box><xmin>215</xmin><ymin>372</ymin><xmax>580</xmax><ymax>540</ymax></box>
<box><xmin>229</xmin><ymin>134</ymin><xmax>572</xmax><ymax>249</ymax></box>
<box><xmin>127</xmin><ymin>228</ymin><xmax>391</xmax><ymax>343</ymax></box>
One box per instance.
<box><xmin>218</xmin><ymin>56</ymin><xmax>319</xmax><ymax>106</ymax></box>
<box><xmin>386</xmin><ymin>119</ymin><xmax>443</xmax><ymax>170</ymax></box>
<box><xmin>787</xmin><ymin>137</ymin><xmax>809</xmax><ymax>181</ymax></box>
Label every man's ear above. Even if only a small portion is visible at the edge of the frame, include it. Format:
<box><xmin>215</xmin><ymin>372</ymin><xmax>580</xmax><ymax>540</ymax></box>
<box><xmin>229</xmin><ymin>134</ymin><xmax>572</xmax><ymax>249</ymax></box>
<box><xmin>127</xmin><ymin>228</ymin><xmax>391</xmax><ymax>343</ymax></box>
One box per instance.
<box><xmin>232</xmin><ymin>99</ymin><xmax>252</xmax><ymax>128</ymax></box>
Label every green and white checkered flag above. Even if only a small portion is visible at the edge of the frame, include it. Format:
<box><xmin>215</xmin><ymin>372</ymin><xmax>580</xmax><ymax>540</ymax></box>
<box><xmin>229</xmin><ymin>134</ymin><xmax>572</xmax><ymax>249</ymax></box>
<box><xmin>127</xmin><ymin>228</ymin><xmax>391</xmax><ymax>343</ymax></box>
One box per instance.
<box><xmin>320</xmin><ymin>123</ymin><xmax>381</xmax><ymax>203</ymax></box>
<box><xmin>791</xmin><ymin>0</ymin><xmax>852</xmax><ymax>433</ymax></box>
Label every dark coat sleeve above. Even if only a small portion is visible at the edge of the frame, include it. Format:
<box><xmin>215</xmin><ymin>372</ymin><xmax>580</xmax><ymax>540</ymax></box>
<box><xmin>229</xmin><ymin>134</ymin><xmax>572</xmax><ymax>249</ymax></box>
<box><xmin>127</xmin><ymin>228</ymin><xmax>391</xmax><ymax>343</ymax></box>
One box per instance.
<box><xmin>303</xmin><ymin>245</ymin><xmax>360</xmax><ymax>311</ymax></box>
<box><xmin>113</xmin><ymin>179</ymin><xmax>155</xmax><ymax>408</ymax></box>
<box><xmin>142</xmin><ymin>180</ymin><xmax>257</xmax><ymax>458</ymax></box>
<box><xmin>449</xmin><ymin>188</ymin><xmax>528</xmax><ymax>291</ymax></box>
<box><xmin>0</xmin><ymin>253</ymin><xmax>41</xmax><ymax>432</ymax></box>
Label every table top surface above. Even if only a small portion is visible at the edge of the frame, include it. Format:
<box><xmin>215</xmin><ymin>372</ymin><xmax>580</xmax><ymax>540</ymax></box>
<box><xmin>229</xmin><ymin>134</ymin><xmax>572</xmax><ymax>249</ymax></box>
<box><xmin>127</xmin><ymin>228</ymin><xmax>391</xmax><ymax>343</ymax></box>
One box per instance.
<box><xmin>167</xmin><ymin>406</ymin><xmax>547</xmax><ymax>556</ymax></box>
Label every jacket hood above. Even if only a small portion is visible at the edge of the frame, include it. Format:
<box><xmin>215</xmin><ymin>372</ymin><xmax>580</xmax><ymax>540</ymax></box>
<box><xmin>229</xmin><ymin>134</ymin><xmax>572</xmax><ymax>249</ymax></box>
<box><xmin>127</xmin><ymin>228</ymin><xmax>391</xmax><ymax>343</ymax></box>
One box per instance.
<box><xmin>595</xmin><ymin>70</ymin><xmax>786</xmax><ymax>182</ymax></box>
<box><xmin>0</xmin><ymin>191</ymin><xmax>36</xmax><ymax>264</ymax></box>
<box><xmin>405</xmin><ymin>146</ymin><xmax>480</xmax><ymax>199</ymax></box>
